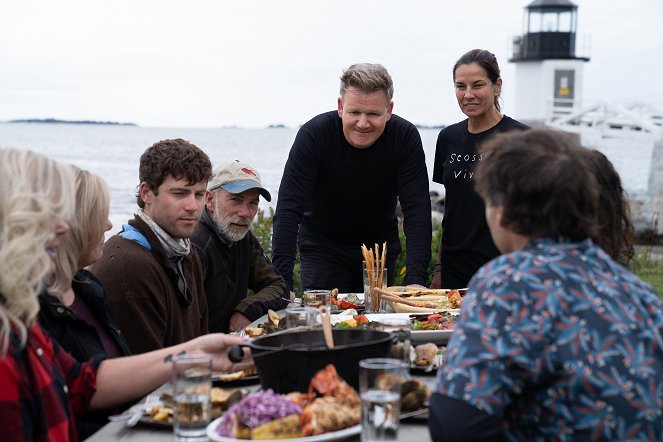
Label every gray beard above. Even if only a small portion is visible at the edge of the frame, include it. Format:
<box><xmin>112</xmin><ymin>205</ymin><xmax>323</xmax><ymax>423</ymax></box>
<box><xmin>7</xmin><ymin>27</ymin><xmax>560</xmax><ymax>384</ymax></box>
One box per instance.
<box><xmin>211</xmin><ymin>208</ymin><xmax>251</xmax><ymax>242</ymax></box>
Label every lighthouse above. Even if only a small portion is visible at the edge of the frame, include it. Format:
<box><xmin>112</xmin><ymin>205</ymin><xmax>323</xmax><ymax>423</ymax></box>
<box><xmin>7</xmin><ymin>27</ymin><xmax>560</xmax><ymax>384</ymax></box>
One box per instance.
<box><xmin>509</xmin><ymin>0</ymin><xmax>590</xmax><ymax>123</ymax></box>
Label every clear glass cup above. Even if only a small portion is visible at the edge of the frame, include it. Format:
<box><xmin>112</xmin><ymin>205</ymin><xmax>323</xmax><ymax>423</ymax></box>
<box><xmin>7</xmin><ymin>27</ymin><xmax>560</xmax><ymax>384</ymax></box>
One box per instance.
<box><xmin>285</xmin><ymin>306</ymin><xmax>317</xmax><ymax>328</ymax></box>
<box><xmin>359</xmin><ymin>358</ymin><xmax>408</xmax><ymax>442</ymax></box>
<box><xmin>363</xmin><ymin>268</ymin><xmax>388</xmax><ymax>313</ymax></box>
<box><xmin>171</xmin><ymin>354</ymin><xmax>212</xmax><ymax>440</ymax></box>
<box><xmin>301</xmin><ymin>289</ymin><xmax>332</xmax><ymax>309</ymax></box>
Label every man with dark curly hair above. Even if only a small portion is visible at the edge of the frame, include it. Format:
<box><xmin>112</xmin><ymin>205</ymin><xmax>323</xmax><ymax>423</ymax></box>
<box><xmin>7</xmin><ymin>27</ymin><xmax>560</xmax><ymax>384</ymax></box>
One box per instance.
<box><xmin>429</xmin><ymin>129</ymin><xmax>663</xmax><ymax>441</ymax></box>
<box><xmin>93</xmin><ymin>139</ymin><xmax>213</xmax><ymax>353</ymax></box>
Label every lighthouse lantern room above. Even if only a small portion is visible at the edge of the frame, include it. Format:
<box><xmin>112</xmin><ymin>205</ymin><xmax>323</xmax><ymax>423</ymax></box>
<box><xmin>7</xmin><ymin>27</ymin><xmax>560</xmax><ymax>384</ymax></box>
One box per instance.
<box><xmin>509</xmin><ymin>0</ymin><xmax>590</xmax><ymax>123</ymax></box>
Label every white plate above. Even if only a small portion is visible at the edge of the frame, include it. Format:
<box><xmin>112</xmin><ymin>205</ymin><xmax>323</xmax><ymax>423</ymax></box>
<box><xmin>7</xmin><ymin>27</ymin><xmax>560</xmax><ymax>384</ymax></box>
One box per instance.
<box><xmin>206</xmin><ymin>417</ymin><xmax>361</xmax><ymax>442</ymax></box>
<box><xmin>337</xmin><ymin>293</ymin><xmax>364</xmax><ymax>301</ymax></box>
<box><xmin>365</xmin><ymin>313</ymin><xmax>455</xmax><ymax>344</ymax></box>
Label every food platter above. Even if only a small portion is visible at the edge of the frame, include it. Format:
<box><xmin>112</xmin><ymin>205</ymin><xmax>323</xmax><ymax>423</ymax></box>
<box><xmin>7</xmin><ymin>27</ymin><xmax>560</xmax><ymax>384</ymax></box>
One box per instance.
<box><xmin>207</xmin><ymin>418</ymin><xmax>360</xmax><ymax>442</ymax></box>
<box><xmin>124</xmin><ymin>388</ymin><xmax>246</xmax><ymax>427</ymax></box>
<box><xmin>124</xmin><ymin>400</ymin><xmax>171</xmax><ymax>427</ymax></box>
<box><xmin>392</xmin><ymin>303</ymin><xmax>459</xmax><ymax>314</ymax></box>
<box><xmin>332</xmin><ymin>293</ymin><xmax>364</xmax><ymax>312</ymax></box>
<box><xmin>385</xmin><ymin>286</ymin><xmax>466</xmax><ymax>313</ymax></box>
<box><xmin>364</xmin><ymin>313</ymin><xmax>455</xmax><ymax>344</ymax></box>
<box><xmin>386</xmin><ymin>287</ymin><xmax>468</xmax><ymax>297</ymax></box>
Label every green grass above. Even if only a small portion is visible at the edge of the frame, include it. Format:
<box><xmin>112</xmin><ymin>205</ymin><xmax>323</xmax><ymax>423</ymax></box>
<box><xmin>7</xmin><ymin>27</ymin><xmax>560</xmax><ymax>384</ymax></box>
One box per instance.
<box><xmin>633</xmin><ymin>256</ymin><xmax>663</xmax><ymax>297</ymax></box>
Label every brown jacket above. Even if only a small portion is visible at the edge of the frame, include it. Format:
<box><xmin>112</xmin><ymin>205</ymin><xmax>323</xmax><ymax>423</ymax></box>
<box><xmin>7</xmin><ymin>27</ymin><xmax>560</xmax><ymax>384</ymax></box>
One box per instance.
<box><xmin>92</xmin><ymin>216</ymin><xmax>208</xmax><ymax>354</ymax></box>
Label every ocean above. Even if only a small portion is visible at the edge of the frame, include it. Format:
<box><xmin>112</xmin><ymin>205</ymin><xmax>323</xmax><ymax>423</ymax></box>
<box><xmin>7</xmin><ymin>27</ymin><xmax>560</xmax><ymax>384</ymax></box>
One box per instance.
<box><xmin>0</xmin><ymin>122</ymin><xmax>445</xmax><ymax>234</ymax></box>
<box><xmin>0</xmin><ymin>122</ymin><xmax>651</xmax><ymax>235</ymax></box>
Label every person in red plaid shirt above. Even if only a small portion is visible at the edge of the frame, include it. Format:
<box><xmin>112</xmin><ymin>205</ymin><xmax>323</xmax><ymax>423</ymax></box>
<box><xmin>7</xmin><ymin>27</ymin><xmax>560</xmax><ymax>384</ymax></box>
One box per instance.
<box><xmin>0</xmin><ymin>149</ymin><xmax>254</xmax><ymax>442</ymax></box>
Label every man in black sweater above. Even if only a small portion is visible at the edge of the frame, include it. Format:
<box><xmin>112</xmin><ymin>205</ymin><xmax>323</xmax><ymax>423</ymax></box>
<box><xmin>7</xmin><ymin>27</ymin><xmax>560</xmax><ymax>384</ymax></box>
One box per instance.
<box><xmin>272</xmin><ymin>63</ymin><xmax>432</xmax><ymax>293</ymax></box>
<box><xmin>192</xmin><ymin>161</ymin><xmax>289</xmax><ymax>332</ymax></box>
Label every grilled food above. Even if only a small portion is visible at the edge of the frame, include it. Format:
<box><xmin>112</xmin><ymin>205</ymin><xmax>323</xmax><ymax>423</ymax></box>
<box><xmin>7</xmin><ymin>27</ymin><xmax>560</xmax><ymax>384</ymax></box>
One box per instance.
<box><xmin>251</xmin><ymin>414</ymin><xmax>302</xmax><ymax>440</ymax></box>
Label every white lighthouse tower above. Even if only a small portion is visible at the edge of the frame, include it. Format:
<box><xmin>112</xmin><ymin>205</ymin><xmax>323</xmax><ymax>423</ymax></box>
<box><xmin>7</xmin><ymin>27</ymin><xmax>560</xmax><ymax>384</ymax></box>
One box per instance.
<box><xmin>509</xmin><ymin>0</ymin><xmax>590</xmax><ymax>124</ymax></box>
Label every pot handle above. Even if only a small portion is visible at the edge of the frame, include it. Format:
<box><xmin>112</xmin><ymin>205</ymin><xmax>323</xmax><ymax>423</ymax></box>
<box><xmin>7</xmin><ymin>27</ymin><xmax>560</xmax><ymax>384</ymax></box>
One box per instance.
<box><xmin>228</xmin><ymin>344</ymin><xmax>250</xmax><ymax>363</ymax></box>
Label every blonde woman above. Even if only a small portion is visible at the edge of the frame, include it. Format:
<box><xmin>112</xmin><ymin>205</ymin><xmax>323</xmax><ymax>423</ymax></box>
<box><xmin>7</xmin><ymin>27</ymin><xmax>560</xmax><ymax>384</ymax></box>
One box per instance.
<box><xmin>39</xmin><ymin>168</ymin><xmax>131</xmax><ymax>438</ymax></box>
<box><xmin>0</xmin><ymin>149</ymin><xmax>252</xmax><ymax>442</ymax></box>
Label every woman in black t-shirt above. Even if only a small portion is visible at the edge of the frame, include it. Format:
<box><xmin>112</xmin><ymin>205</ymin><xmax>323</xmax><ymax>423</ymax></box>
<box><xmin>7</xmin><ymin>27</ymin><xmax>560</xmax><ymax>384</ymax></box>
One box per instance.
<box><xmin>431</xmin><ymin>49</ymin><xmax>528</xmax><ymax>289</ymax></box>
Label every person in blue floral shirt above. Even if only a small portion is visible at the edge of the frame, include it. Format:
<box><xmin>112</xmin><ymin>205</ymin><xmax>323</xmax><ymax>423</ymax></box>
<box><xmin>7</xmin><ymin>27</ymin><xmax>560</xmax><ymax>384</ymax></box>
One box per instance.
<box><xmin>429</xmin><ymin>129</ymin><xmax>663</xmax><ymax>442</ymax></box>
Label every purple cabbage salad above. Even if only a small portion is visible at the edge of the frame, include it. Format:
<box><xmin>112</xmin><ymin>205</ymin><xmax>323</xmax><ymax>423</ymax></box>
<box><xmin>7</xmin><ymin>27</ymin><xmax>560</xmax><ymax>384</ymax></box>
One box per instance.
<box><xmin>216</xmin><ymin>389</ymin><xmax>302</xmax><ymax>436</ymax></box>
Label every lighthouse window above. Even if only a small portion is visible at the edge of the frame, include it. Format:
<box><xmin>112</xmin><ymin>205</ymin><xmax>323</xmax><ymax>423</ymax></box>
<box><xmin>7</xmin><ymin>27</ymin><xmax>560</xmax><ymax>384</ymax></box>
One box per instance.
<box><xmin>528</xmin><ymin>12</ymin><xmax>542</xmax><ymax>33</ymax></box>
<box><xmin>529</xmin><ymin>10</ymin><xmax>573</xmax><ymax>33</ymax></box>
<box><xmin>558</xmin><ymin>12</ymin><xmax>572</xmax><ymax>32</ymax></box>
<box><xmin>543</xmin><ymin>13</ymin><xmax>556</xmax><ymax>31</ymax></box>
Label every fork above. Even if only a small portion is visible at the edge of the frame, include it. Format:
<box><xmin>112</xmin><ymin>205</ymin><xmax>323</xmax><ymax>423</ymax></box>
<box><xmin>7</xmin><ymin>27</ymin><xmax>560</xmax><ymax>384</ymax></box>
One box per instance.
<box><xmin>230</xmin><ymin>329</ymin><xmax>247</xmax><ymax>338</ymax></box>
<box><xmin>126</xmin><ymin>393</ymin><xmax>161</xmax><ymax>427</ymax></box>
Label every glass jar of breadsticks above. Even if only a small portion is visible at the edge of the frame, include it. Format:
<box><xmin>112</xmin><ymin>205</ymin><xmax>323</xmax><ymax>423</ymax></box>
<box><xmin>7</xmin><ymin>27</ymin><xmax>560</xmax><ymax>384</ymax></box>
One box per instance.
<box><xmin>362</xmin><ymin>243</ymin><xmax>388</xmax><ymax>313</ymax></box>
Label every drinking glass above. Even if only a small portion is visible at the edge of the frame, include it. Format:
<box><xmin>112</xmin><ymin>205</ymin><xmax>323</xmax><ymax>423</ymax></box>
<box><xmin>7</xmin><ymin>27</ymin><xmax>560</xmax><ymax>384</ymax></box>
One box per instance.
<box><xmin>359</xmin><ymin>358</ymin><xmax>407</xmax><ymax>442</ymax></box>
<box><xmin>171</xmin><ymin>354</ymin><xmax>212</xmax><ymax>440</ymax></box>
<box><xmin>285</xmin><ymin>306</ymin><xmax>317</xmax><ymax>328</ymax></box>
<box><xmin>363</xmin><ymin>268</ymin><xmax>388</xmax><ymax>313</ymax></box>
<box><xmin>301</xmin><ymin>289</ymin><xmax>332</xmax><ymax>309</ymax></box>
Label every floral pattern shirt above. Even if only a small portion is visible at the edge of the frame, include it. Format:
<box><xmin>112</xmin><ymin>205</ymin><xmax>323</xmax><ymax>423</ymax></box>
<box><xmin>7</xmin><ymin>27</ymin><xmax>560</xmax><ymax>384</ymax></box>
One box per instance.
<box><xmin>436</xmin><ymin>238</ymin><xmax>663</xmax><ymax>441</ymax></box>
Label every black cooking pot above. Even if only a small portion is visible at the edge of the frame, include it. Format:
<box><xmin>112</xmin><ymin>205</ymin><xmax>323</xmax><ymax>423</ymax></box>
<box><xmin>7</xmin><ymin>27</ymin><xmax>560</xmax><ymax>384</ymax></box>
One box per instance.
<box><xmin>228</xmin><ymin>329</ymin><xmax>394</xmax><ymax>393</ymax></box>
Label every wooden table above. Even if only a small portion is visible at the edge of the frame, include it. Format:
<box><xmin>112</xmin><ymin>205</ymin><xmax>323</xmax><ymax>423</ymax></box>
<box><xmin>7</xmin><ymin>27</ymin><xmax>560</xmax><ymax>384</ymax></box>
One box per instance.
<box><xmin>87</xmin><ymin>310</ymin><xmax>436</xmax><ymax>442</ymax></box>
<box><xmin>87</xmin><ymin>383</ymin><xmax>434</xmax><ymax>442</ymax></box>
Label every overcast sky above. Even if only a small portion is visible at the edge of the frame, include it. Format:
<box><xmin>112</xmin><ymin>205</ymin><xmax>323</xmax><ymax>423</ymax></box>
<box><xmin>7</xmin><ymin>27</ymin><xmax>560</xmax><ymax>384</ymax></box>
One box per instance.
<box><xmin>1</xmin><ymin>0</ymin><xmax>662</xmax><ymax>128</ymax></box>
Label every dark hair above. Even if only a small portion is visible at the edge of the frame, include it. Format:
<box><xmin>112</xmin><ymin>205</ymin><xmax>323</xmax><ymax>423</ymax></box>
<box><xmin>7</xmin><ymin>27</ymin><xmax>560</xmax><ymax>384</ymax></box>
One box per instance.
<box><xmin>453</xmin><ymin>49</ymin><xmax>501</xmax><ymax>112</ymax></box>
<box><xmin>340</xmin><ymin>63</ymin><xmax>394</xmax><ymax>102</ymax></box>
<box><xmin>475</xmin><ymin>129</ymin><xmax>600</xmax><ymax>241</ymax></box>
<box><xmin>136</xmin><ymin>138</ymin><xmax>212</xmax><ymax>208</ymax></box>
<box><xmin>584</xmin><ymin>149</ymin><xmax>636</xmax><ymax>266</ymax></box>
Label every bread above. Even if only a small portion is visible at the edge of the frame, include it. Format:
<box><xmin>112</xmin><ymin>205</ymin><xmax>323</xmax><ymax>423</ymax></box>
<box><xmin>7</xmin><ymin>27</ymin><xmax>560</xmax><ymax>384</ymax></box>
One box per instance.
<box><xmin>414</xmin><ymin>343</ymin><xmax>439</xmax><ymax>366</ymax></box>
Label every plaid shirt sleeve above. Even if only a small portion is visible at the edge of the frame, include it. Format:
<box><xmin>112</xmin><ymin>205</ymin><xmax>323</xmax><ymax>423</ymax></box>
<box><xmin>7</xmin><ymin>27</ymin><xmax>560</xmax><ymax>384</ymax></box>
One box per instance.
<box><xmin>0</xmin><ymin>323</ymin><xmax>102</xmax><ymax>442</ymax></box>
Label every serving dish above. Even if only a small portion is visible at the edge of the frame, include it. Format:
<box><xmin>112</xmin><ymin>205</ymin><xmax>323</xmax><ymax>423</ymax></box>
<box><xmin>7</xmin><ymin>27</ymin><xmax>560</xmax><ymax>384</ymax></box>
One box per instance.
<box><xmin>227</xmin><ymin>329</ymin><xmax>393</xmax><ymax>393</ymax></box>
<box><xmin>364</xmin><ymin>313</ymin><xmax>455</xmax><ymax>344</ymax></box>
<box><xmin>207</xmin><ymin>418</ymin><xmax>360</xmax><ymax>442</ymax></box>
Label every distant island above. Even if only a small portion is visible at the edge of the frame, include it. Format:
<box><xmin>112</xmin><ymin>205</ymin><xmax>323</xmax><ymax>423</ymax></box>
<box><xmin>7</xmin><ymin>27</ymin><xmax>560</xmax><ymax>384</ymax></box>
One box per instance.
<box><xmin>5</xmin><ymin>118</ymin><xmax>137</xmax><ymax>126</ymax></box>
<box><xmin>415</xmin><ymin>124</ymin><xmax>446</xmax><ymax>129</ymax></box>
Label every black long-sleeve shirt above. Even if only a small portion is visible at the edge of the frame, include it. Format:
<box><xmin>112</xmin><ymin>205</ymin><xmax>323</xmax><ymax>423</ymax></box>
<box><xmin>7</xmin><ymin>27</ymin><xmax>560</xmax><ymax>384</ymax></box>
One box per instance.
<box><xmin>272</xmin><ymin>111</ymin><xmax>432</xmax><ymax>289</ymax></box>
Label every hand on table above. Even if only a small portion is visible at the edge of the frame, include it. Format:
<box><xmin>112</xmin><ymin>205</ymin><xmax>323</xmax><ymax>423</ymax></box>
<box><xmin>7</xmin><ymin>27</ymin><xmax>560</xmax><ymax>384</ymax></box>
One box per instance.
<box><xmin>229</xmin><ymin>312</ymin><xmax>251</xmax><ymax>332</ymax></box>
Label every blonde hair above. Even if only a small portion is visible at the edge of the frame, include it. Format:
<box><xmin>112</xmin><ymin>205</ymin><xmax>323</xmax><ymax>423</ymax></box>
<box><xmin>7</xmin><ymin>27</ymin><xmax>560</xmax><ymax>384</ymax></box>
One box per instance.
<box><xmin>49</xmin><ymin>168</ymin><xmax>110</xmax><ymax>296</ymax></box>
<box><xmin>0</xmin><ymin>149</ymin><xmax>75</xmax><ymax>354</ymax></box>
